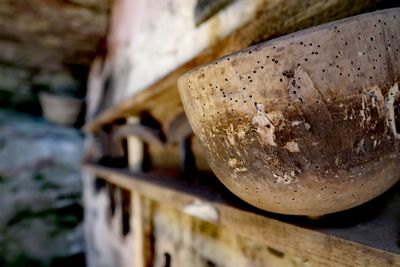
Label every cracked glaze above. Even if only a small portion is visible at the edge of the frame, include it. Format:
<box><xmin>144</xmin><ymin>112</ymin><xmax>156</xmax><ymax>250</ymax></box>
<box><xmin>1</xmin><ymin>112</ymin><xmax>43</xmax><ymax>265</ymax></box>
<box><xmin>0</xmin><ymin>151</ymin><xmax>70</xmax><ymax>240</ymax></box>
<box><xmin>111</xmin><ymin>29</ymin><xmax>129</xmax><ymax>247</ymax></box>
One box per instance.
<box><xmin>179</xmin><ymin>8</ymin><xmax>400</xmax><ymax>216</ymax></box>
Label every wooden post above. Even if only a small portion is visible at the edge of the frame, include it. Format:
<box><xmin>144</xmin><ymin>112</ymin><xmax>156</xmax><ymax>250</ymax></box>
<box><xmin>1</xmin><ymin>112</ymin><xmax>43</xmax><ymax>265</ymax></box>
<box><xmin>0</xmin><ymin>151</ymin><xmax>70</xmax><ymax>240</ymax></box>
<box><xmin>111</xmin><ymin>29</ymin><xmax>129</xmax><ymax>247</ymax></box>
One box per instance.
<box><xmin>127</xmin><ymin>117</ymin><xmax>144</xmax><ymax>172</ymax></box>
<box><xmin>133</xmin><ymin>192</ymin><xmax>153</xmax><ymax>267</ymax></box>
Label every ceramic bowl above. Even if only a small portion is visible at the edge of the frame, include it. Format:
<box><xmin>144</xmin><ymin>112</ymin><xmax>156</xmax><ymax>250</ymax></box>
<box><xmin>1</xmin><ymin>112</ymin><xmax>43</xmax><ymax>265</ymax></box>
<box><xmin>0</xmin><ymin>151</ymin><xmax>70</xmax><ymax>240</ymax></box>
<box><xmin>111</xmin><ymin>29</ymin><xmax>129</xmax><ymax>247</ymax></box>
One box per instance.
<box><xmin>178</xmin><ymin>8</ymin><xmax>400</xmax><ymax>215</ymax></box>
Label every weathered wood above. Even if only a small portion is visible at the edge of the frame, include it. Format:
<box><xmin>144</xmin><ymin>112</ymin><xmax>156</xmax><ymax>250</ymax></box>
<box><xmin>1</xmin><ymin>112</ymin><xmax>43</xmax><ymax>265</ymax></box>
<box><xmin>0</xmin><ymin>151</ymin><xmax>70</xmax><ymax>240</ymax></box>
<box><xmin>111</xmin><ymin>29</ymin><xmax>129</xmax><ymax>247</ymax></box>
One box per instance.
<box><xmin>84</xmin><ymin>0</ymin><xmax>392</xmax><ymax>133</ymax></box>
<box><xmin>151</xmin><ymin>201</ymin><xmax>302</xmax><ymax>267</ymax></box>
<box><xmin>84</xmin><ymin>171</ymin><xmax>313</xmax><ymax>267</ymax></box>
<box><xmin>178</xmin><ymin>8</ymin><xmax>400</xmax><ymax>216</ymax></box>
<box><xmin>83</xmin><ymin>163</ymin><xmax>400</xmax><ymax>267</ymax></box>
<box><xmin>82</xmin><ymin>172</ymin><xmax>136</xmax><ymax>267</ymax></box>
<box><xmin>133</xmin><ymin>192</ymin><xmax>154</xmax><ymax>267</ymax></box>
<box><xmin>114</xmin><ymin>123</ymin><xmax>164</xmax><ymax>147</ymax></box>
<box><xmin>126</xmin><ymin>117</ymin><xmax>144</xmax><ymax>172</ymax></box>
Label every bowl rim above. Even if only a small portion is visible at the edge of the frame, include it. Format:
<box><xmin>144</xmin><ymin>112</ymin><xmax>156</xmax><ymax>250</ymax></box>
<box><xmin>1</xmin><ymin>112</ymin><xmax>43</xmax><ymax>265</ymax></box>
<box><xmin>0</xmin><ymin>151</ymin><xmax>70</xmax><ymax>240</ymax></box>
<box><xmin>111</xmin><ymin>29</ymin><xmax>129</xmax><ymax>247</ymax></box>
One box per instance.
<box><xmin>178</xmin><ymin>7</ymin><xmax>400</xmax><ymax>83</ymax></box>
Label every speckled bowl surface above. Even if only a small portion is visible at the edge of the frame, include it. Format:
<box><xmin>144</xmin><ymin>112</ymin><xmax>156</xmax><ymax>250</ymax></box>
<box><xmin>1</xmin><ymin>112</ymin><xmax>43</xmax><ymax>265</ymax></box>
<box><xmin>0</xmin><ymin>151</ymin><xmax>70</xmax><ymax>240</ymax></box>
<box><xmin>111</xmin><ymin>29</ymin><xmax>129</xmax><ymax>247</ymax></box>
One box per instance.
<box><xmin>178</xmin><ymin>8</ymin><xmax>400</xmax><ymax>216</ymax></box>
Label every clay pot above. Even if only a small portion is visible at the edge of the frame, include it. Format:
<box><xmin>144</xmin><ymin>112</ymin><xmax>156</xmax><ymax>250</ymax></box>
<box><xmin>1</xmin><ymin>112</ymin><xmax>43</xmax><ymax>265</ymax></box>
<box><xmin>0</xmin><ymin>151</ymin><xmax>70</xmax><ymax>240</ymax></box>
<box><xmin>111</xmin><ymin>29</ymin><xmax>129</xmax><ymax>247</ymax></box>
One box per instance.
<box><xmin>178</xmin><ymin>8</ymin><xmax>400</xmax><ymax>216</ymax></box>
<box><xmin>39</xmin><ymin>92</ymin><xmax>83</xmax><ymax>126</ymax></box>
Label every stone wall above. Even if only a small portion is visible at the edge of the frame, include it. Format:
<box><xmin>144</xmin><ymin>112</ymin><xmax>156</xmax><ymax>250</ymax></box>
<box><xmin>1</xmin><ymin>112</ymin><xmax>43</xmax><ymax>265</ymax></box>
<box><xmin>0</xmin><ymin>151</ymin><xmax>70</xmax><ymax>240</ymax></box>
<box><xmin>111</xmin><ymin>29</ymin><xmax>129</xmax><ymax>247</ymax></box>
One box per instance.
<box><xmin>0</xmin><ymin>110</ymin><xmax>84</xmax><ymax>266</ymax></box>
<box><xmin>0</xmin><ymin>0</ymin><xmax>110</xmax><ymax>113</ymax></box>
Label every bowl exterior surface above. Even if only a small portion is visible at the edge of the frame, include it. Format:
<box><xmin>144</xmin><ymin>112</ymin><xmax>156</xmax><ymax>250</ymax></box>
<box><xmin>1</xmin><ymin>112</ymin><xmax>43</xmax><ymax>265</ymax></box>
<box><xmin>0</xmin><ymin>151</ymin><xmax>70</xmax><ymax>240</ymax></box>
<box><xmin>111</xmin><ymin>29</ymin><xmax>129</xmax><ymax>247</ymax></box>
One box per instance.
<box><xmin>179</xmin><ymin>8</ymin><xmax>400</xmax><ymax>215</ymax></box>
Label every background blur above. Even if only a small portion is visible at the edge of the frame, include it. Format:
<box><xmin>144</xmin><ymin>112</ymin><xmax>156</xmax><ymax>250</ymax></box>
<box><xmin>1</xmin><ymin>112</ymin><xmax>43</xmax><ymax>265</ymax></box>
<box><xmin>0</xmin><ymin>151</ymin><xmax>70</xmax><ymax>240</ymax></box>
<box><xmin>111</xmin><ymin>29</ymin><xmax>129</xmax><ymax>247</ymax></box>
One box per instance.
<box><xmin>0</xmin><ymin>0</ymin><xmax>109</xmax><ymax>266</ymax></box>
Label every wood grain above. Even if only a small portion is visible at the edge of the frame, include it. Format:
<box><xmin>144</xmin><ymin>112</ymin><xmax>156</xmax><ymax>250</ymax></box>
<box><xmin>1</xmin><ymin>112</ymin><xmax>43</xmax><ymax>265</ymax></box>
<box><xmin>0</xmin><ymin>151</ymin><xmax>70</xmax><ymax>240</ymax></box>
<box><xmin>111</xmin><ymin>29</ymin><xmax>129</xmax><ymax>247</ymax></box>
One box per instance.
<box><xmin>84</xmin><ymin>0</ymin><xmax>392</xmax><ymax>133</ymax></box>
<box><xmin>83</xmin><ymin>163</ymin><xmax>400</xmax><ymax>266</ymax></box>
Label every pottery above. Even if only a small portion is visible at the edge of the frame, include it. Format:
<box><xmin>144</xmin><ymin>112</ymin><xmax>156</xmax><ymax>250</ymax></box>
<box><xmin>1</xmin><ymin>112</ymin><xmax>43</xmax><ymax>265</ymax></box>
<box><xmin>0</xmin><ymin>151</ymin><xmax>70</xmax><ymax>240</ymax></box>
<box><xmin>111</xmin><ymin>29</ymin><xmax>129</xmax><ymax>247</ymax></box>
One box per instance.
<box><xmin>39</xmin><ymin>92</ymin><xmax>83</xmax><ymax>126</ymax></box>
<box><xmin>178</xmin><ymin>8</ymin><xmax>400</xmax><ymax>216</ymax></box>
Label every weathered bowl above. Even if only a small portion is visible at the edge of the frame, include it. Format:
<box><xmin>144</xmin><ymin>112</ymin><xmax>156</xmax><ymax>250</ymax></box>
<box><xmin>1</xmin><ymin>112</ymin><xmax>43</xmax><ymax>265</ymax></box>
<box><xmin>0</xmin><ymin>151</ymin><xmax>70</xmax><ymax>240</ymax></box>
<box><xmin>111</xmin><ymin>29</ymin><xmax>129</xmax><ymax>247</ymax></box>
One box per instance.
<box><xmin>178</xmin><ymin>8</ymin><xmax>400</xmax><ymax>216</ymax></box>
<box><xmin>40</xmin><ymin>92</ymin><xmax>83</xmax><ymax>126</ymax></box>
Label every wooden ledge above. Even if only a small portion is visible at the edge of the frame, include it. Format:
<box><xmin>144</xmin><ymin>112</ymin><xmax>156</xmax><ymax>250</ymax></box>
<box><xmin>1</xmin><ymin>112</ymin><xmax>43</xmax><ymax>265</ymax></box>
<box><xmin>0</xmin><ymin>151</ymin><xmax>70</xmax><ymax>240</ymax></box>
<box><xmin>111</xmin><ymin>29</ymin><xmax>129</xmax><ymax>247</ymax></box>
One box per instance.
<box><xmin>83</xmin><ymin>0</ymin><xmax>389</xmax><ymax>133</ymax></box>
<box><xmin>83</xmin><ymin>163</ymin><xmax>400</xmax><ymax>266</ymax></box>
<box><xmin>83</xmin><ymin>61</ymin><xmax>191</xmax><ymax>132</ymax></box>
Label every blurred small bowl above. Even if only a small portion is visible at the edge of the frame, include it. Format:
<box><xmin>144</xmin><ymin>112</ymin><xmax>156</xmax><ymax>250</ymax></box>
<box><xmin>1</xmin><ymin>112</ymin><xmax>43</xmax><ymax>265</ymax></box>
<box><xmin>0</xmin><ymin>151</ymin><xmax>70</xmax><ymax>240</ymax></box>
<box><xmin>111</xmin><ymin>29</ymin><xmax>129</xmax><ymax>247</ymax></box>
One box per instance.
<box><xmin>39</xmin><ymin>92</ymin><xmax>83</xmax><ymax>126</ymax></box>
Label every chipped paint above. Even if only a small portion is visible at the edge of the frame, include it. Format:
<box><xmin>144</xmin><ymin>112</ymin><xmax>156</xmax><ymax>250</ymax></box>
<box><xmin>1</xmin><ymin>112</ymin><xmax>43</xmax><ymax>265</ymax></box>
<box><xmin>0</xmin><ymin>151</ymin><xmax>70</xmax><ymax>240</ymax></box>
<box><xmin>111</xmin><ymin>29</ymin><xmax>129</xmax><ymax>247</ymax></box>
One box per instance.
<box><xmin>343</xmin><ymin>107</ymin><xmax>348</xmax><ymax>120</ymax></box>
<box><xmin>385</xmin><ymin>83</ymin><xmax>400</xmax><ymax>140</ymax></box>
<box><xmin>228</xmin><ymin>158</ymin><xmax>238</xmax><ymax>167</ymax></box>
<box><xmin>354</xmin><ymin>138</ymin><xmax>366</xmax><ymax>154</ymax></box>
<box><xmin>237</xmin><ymin>129</ymin><xmax>246</xmax><ymax>139</ymax></box>
<box><xmin>360</xmin><ymin>94</ymin><xmax>371</xmax><ymax>128</ymax></box>
<box><xmin>359</xmin><ymin>85</ymin><xmax>385</xmax><ymax>128</ymax></box>
<box><xmin>227</xmin><ymin>124</ymin><xmax>236</xmax><ymax>145</ymax></box>
<box><xmin>252</xmin><ymin>103</ymin><xmax>280</xmax><ymax>146</ymax></box>
<box><xmin>368</xmin><ymin>85</ymin><xmax>384</xmax><ymax>114</ymax></box>
<box><xmin>227</xmin><ymin>133</ymin><xmax>236</xmax><ymax>145</ymax></box>
<box><xmin>273</xmin><ymin>173</ymin><xmax>293</xmax><ymax>184</ymax></box>
<box><xmin>284</xmin><ymin>141</ymin><xmax>300</xmax><ymax>152</ymax></box>
<box><xmin>183</xmin><ymin>199</ymin><xmax>219</xmax><ymax>223</ymax></box>
<box><xmin>235</xmin><ymin>167</ymin><xmax>248</xmax><ymax>172</ymax></box>
<box><xmin>288</xmin><ymin>67</ymin><xmax>332</xmax><ymax>133</ymax></box>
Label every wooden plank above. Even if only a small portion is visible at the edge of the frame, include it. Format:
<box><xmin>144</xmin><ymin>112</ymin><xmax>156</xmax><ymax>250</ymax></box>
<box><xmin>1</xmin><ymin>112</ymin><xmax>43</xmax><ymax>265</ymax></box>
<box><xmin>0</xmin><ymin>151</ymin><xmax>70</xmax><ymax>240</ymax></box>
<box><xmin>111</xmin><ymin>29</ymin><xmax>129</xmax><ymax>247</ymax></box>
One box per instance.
<box><xmin>84</xmin><ymin>0</ymin><xmax>393</xmax><ymax>132</ymax></box>
<box><xmin>132</xmin><ymin>192</ymin><xmax>154</xmax><ymax>267</ymax></box>
<box><xmin>150</xmin><ymin>200</ymin><xmax>304</xmax><ymax>267</ymax></box>
<box><xmin>83</xmin><ymin>163</ymin><xmax>400</xmax><ymax>266</ymax></box>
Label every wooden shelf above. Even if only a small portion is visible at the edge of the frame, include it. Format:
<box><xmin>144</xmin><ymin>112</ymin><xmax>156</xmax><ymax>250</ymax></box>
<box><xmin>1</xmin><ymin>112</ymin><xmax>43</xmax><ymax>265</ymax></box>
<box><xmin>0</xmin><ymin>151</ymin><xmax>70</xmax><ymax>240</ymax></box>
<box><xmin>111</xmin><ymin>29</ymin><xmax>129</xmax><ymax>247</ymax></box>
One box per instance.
<box><xmin>83</xmin><ymin>163</ymin><xmax>400</xmax><ymax>266</ymax></box>
<box><xmin>84</xmin><ymin>62</ymin><xmax>187</xmax><ymax>132</ymax></box>
<box><xmin>82</xmin><ymin>2</ymin><xmax>400</xmax><ymax>266</ymax></box>
<box><xmin>83</xmin><ymin>0</ymin><xmax>390</xmax><ymax>133</ymax></box>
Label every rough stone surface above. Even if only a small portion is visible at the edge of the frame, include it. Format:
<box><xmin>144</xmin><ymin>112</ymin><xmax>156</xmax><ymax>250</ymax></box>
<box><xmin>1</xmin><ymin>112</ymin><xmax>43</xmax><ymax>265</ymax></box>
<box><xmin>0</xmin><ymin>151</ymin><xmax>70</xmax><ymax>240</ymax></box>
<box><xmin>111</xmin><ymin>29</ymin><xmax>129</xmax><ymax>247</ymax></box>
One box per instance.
<box><xmin>0</xmin><ymin>109</ymin><xmax>85</xmax><ymax>266</ymax></box>
<box><xmin>0</xmin><ymin>0</ymin><xmax>110</xmax><ymax>112</ymax></box>
<box><xmin>0</xmin><ymin>0</ymin><xmax>109</xmax><ymax>70</ymax></box>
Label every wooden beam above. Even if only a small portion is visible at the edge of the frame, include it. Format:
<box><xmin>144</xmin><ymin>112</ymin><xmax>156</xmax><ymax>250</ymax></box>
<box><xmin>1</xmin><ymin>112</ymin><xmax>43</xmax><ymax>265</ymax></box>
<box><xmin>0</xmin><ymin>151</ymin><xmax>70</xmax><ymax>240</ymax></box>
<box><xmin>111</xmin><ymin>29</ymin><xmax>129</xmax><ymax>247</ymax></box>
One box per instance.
<box><xmin>83</xmin><ymin>0</ymin><xmax>392</xmax><ymax>132</ymax></box>
<box><xmin>83</xmin><ymin>163</ymin><xmax>400</xmax><ymax>266</ymax></box>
